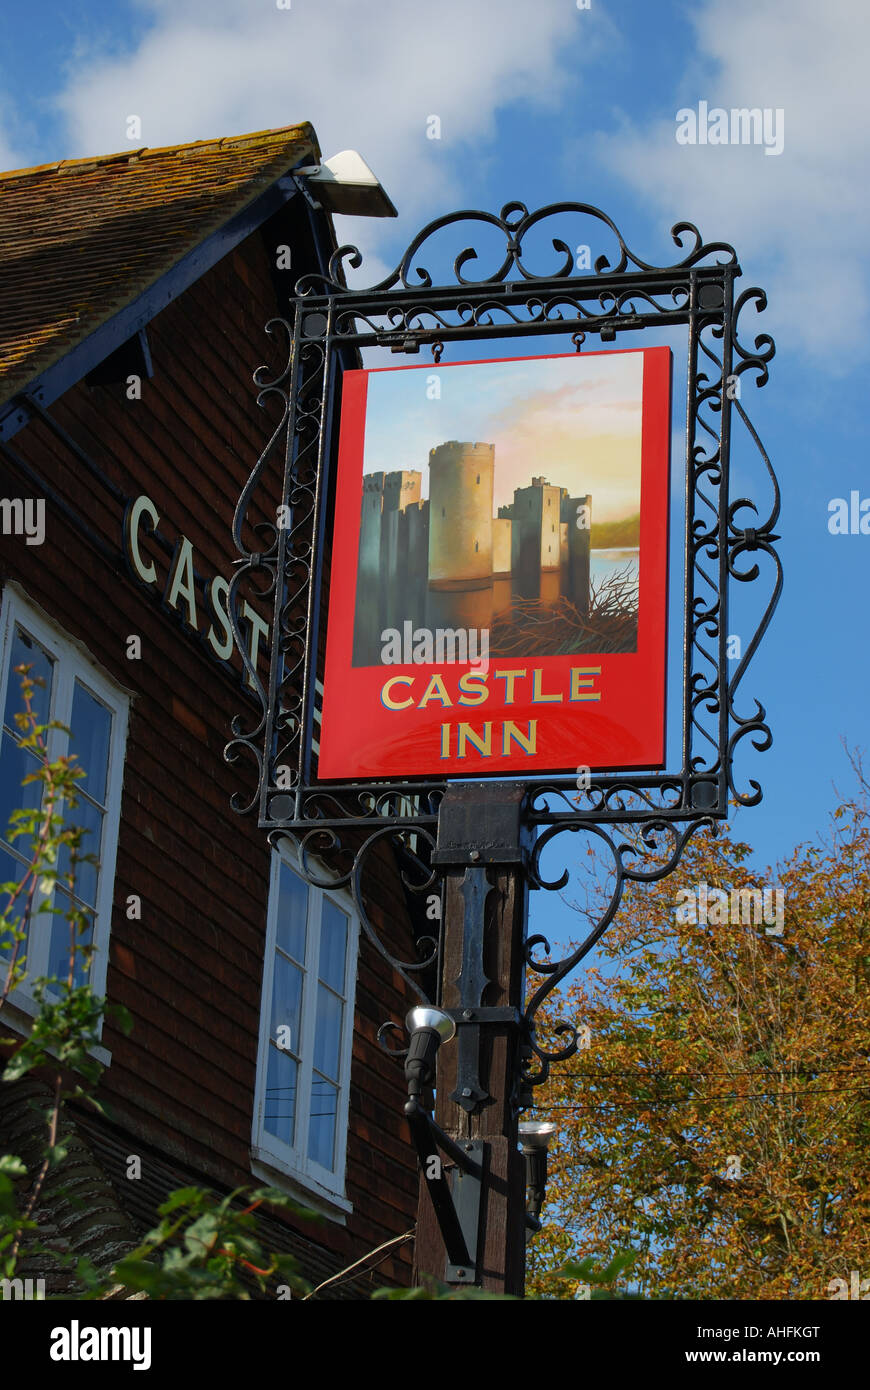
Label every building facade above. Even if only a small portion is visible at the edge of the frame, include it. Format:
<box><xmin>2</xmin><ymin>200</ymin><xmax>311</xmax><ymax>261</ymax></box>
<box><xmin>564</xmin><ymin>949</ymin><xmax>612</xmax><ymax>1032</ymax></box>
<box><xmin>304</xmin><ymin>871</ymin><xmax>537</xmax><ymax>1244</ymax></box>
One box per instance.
<box><xmin>0</xmin><ymin>123</ymin><xmax>420</xmax><ymax>1296</ymax></box>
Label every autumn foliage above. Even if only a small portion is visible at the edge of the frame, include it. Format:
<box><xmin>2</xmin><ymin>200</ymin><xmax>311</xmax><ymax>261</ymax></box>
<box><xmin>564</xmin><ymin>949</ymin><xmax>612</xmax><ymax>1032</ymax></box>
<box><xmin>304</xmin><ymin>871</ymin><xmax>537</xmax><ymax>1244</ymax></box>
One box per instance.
<box><xmin>526</xmin><ymin>771</ymin><xmax>870</xmax><ymax>1300</ymax></box>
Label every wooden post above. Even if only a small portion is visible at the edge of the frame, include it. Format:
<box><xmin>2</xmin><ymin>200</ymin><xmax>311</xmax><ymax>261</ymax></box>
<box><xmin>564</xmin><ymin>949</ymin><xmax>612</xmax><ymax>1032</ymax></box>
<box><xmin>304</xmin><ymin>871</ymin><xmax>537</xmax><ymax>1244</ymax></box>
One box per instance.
<box><xmin>412</xmin><ymin>784</ymin><xmax>530</xmax><ymax>1295</ymax></box>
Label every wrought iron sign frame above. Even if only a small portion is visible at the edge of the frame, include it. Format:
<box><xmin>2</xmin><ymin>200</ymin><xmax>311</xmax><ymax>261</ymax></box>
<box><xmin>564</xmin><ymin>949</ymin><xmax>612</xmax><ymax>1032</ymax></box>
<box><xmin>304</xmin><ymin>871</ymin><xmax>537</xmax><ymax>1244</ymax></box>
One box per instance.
<box><xmin>226</xmin><ymin>199</ymin><xmax>780</xmax><ymax>1096</ymax></box>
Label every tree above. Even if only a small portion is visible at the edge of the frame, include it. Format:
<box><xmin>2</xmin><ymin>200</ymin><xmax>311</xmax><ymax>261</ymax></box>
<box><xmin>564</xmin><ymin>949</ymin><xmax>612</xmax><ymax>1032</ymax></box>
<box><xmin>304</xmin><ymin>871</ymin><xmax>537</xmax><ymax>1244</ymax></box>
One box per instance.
<box><xmin>526</xmin><ymin>779</ymin><xmax>870</xmax><ymax>1300</ymax></box>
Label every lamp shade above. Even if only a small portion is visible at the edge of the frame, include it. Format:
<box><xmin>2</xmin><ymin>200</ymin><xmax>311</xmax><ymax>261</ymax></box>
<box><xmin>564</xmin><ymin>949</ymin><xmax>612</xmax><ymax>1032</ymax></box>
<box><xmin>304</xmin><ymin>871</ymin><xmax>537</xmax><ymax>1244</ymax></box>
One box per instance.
<box><xmin>405</xmin><ymin>1006</ymin><xmax>456</xmax><ymax>1043</ymax></box>
<box><xmin>518</xmin><ymin>1120</ymin><xmax>557</xmax><ymax>1151</ymax></box>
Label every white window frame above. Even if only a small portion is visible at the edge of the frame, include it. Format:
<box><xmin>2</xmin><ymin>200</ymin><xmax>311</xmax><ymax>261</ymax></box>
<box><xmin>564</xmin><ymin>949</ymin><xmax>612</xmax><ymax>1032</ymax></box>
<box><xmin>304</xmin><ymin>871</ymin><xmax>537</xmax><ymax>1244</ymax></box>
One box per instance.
<box><xmin>0</xmin><ymin>585</ymin><xmax>129</xmax><ymax>1061</ymax></box>
<box><xmin>251</xmin><ymin>843</ymin><xmax>360</xmax><ymax>1218</ymax></box>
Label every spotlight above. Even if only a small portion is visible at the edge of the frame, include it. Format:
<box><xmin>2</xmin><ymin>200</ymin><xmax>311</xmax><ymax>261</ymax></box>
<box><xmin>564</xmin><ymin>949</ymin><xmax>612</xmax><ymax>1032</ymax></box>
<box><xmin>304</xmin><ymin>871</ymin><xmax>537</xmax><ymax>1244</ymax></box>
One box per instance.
<box><xmin>518</xmin><ymin>1120</ymin><xmax>557</xmax><ymax>1232</ymax></box>
<box><xmin>404</xmin><ymin>1007</ymin><xmax>456</xmax><ymax>1102</ymax></box>
<box><xmin>294</xmin><ymin>150</ymin><xmax>397</xmax><ymax>218</ymax></box>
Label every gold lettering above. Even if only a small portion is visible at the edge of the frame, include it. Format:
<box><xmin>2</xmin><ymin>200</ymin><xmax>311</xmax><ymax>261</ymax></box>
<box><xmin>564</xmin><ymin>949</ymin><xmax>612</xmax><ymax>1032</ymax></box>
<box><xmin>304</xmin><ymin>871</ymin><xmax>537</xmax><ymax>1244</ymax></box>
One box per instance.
<box><xmin>457</xmin><ymin>722</ymin><xmax>492</xmax><ymax>758</ymax></box>
<box><xmin>532</xmin><ymin>668</ymin><xmax>562</xmax><ymax>703</ymax></box>
<box><xmin>419</xmin><ymin>674</ymin><xmax>452</xmax><ymax>708</ymax></box>
<box><xmin>570</xmin><ymin>666</ymin><xmax>602</xmax><ymax>701</ymax></box>
<box><xmin>457</xmin><ymin>671</ymin><xmax>488</xmax><ymax>706</ymax></box>
<box><xmin>494</xmin><ymin>669</ymin><xmax>526</xmax><ymax>704</ymax></box>
<box><xmin>381</xmin><ymin>675</ymin><xmax>415</xmax><ymax>710</ymax></box>
<box><xmin>503</xmin><ymin>720</ymin><xmax>537</xmax><ymax>755</ymax></box>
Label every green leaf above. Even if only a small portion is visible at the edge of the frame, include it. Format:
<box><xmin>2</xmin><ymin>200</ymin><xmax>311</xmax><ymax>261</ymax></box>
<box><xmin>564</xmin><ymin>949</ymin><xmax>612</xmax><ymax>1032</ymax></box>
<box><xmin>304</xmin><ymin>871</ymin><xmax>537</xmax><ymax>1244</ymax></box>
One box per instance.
<box><xmin>0</xmin><ymin>1173</ymin><xmax>19</xmax><ymax>1217</ymax></box>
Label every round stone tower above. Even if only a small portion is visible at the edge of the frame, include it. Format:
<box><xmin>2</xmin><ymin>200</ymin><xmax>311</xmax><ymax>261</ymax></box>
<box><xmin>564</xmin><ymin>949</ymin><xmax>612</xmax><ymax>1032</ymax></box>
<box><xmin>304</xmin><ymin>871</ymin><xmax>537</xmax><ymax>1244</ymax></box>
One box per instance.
<box><xmin>427</xmin><ymin>441</ymin><xmax>494</xmax><ymax>631</ymax></box>
<box><xmin>428</xmin><ymin>442</ymin><xmax>494</xmax><ymax>582</ymax></box>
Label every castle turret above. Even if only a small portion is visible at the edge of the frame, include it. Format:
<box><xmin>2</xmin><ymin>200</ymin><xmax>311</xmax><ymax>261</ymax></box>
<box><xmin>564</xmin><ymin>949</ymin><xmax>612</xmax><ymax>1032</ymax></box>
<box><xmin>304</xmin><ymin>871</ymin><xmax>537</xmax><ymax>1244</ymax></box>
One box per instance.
<box><xmin>383</xmin><ymin>469</ymin><xmax>422</xmax><ymax>514</ymax></box>
<box><xmin>426</xmin><ymin>441</ymin><xmax>495</xmax><ymax>631</ymax></box>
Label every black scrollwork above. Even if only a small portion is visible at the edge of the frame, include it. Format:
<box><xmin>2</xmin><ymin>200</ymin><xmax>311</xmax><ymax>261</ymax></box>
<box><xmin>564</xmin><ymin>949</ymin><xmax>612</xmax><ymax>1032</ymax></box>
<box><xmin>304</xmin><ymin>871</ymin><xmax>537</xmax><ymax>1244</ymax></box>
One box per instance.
<box><xmin>520</xmin><ymin>817</ymin><xmax>711</xmax><ymax>1090</ymax></box>
<box><xmin>226</xmin><ymin>200</ymin><xmax>779</xmax><ymax>1100</ymax></box>
<box><xmin>295</xmin><ymin>201</ymin><xmax>738</xmax><ymax>299</ymax></box>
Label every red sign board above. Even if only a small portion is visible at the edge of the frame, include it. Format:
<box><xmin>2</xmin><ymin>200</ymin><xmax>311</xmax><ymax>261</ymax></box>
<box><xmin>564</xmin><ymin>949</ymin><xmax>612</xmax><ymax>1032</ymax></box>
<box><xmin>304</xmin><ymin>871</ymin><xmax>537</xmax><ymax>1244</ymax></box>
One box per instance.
<box><xmin>318</xmin><ymin>346</ymin><xmax>670</xmax><ymax>780</ymax></box>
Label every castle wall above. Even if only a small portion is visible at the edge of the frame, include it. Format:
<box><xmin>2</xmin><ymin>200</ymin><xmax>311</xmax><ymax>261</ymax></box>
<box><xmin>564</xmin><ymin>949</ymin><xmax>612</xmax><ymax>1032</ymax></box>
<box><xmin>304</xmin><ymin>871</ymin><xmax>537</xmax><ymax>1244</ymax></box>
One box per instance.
<box><xmin>563</xmin><ymin>493</ymin><xmax>592</xmax><ymax>618</ymax></box>
<box><xmin>492</xmin><ymin>517</ymin><xmax>512</xmax><ymax>616</ymax></box>
<box><xmin>492</xmin><ymin>517</ymin><xmax>512</xmax><ymax>576</ymax></box>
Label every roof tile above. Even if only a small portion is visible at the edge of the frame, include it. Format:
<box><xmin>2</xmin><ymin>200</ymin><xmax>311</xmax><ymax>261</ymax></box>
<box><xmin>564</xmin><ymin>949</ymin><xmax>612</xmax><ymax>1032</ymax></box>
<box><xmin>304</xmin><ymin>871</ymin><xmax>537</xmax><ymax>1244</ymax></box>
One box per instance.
<box><xmin>0</xmin><ymin>122</ymin><xmax>320</xmax><ymax>406</ymax></box>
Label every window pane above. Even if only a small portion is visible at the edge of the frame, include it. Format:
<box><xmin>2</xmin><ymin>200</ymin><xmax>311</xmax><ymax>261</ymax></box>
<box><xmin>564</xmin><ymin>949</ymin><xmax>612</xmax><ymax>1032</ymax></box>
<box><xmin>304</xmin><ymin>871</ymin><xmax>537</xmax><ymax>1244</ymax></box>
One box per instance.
<box><xmin>264</xmin><ymin>1045</ymin><xmax>297</xmax><ymax>1147</ymax></box>
<box><xmin>0</xmin><ymin>738</ymin><xmax>42</xmax><ymax>854</ymax></box>
<box><xmin>3</xmin><ymin>627</ymin><xmax>54</xmax><ymax>728</ymax></box>
<box><xmin>270</xmin><ymin>953</ymin><xmax>303</xmax><ymax>1054</ymax></box>
<box><xmin>69</xmin><ymin>682</ymin><xmax>112</xmax><ymax>806</ymax></box>
<box><xmin>46</xmin><ymin>891</ymin><xmax>93</xmax><ymax>989</ymax></box>
<box><xmin>275</xmin><ymin>862</ymin><xmax>307</xmax><ymax>962</ymax></box>
<box><xmin>319</xmin><ymin>900</ymin><xmax>347</xmax><ymax>994</ymax></box>
<box><xmin>308</xmin><ymin>1076</ymin><xmax>337</xmax><ymax>1170</ymax></box>
<box><xmin>56</xmin><ymin>798</ymin><xmax>103</xmax><ymax>908</ymax></box>
<box><xmin>0</xmin><ymin>845</ymin><xmax>28</xmax><ymax>960</ymax></box>
<box><xmin>313</xmin><ymin>985</ymin><xmax>342</xmax><ymax>1081</ymax></box>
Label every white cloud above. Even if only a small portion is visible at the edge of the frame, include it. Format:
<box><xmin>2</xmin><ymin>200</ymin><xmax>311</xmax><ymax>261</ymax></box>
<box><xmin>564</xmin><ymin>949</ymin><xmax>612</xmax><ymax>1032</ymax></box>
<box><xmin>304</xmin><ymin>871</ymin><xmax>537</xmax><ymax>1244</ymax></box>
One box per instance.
<box><xmin>594</xmin><ymin>0</ymin><xmax>870</xmax><ymax>362</ymax></box>
<box><xmin>54</xmin><ymin>0</ymin><xmax>595</xmax><ymax>282</ymax></box>
<box><xmin>0</xmin><ymin>96</ymin><xmax>27</xmax><ymax>172</ymax></box>
<box><xmin>0</xmin><ymin>130</ymin><xmax>22</xmax><ymax>171</ymax></box>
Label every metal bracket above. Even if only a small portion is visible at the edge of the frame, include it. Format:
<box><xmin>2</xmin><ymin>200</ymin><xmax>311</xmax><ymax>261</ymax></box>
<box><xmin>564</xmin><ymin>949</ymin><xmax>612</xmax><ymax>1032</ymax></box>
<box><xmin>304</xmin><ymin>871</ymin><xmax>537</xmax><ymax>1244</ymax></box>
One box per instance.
<box><xmin>405</xmin><ymin>1102</ymin><xmax>484</xmax><ymax>1283</ymax></box>
<box><xmin>444</xmin><ymin>1140</ymin><xmax>485</xmax><ymax>1284</ymax></box>
<box><xmin>450</xmin><ymin>867</ymin><xmax>491</xmax><ymax>1112</ymax></box>
<box><xmin>291</xmin><ymin>172</ymin><xmax>323</xmax><ymax>212</ymax></box>
<box><xmin>431</xmin><ymin>781</ymin><xmax>531</xmax><ymax>868</ymax></box>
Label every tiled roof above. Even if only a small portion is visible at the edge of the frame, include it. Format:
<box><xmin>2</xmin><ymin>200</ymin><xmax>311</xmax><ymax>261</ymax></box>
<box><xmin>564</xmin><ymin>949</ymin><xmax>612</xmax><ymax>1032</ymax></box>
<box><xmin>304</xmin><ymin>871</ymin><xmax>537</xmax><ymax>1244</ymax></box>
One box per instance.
<box><xmin>0</xmin><ymin>123</ymin><xmax>320</xmax><ymax>408</ymax></box>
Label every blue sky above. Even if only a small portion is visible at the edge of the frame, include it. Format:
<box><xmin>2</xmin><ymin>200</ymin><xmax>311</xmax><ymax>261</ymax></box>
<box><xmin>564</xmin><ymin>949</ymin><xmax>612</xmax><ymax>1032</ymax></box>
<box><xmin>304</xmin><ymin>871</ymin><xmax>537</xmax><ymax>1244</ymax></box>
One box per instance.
<box><xmin>2</xmin><ymin>0</ymin><xmax>867</xmax><ymax>919</ymax></box>
<box><xmin>361</xmin><ymin>349</ymin><xmax>644</xmax><ymax>517</ymax></box>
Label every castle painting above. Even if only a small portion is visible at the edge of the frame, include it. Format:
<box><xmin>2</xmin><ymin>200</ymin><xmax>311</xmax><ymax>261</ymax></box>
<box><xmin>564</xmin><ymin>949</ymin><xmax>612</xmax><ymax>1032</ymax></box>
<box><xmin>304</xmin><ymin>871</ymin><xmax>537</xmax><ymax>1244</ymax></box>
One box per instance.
<box><xmin>319</xmin><ymin>346</ymin><xmax>671</xmax><ymax>781</ymax></box>
<box><xmin>351</xmin><ymin>350</ymin><xmax>644</xmax><ymax>666</ymax></box>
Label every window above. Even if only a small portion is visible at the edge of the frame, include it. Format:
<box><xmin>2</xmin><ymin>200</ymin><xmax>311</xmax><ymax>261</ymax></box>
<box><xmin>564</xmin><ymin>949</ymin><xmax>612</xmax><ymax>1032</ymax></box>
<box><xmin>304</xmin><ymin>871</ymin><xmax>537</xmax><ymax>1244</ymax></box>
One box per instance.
<box><xmin>0</xmin><ymin>589</ymin><xmax>128</xmax><ymax>1034</ymax></box>
<box><xmin>252</xmin><ymin>846</ymin><xmax>359</xmax><ymax>1211</ymax></box>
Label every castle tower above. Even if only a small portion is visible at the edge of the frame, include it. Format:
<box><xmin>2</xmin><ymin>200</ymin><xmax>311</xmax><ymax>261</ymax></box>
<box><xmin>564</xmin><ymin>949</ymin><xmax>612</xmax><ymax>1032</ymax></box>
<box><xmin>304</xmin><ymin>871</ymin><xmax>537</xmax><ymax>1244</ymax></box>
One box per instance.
<box><xmin>353</xmin><ymin>471</ymin><xmax>385</xmax><ymax>664</ymax></box>
<box><xmin>510</xmin><ymin>476</ymin><xmax>563</xmax><ymax>602</ymax></box>
<box><xmin>383</xmin><ymin>469</ymin><xmax>422</xmax><ymax>514</ymax></box>
<box><xmin>427</xmin><ymin>441</ymin><xmax>494</xmax><ymax>631</ymax></box>
<box><xmin>405</xmin><ymin>499</ymin><xmax>430</xmax><ymax>632</ymax></box>
<box><xmin>379</xmin><ymin>469</ymin><xmax>421</xmax><ymax>633</ymax></box>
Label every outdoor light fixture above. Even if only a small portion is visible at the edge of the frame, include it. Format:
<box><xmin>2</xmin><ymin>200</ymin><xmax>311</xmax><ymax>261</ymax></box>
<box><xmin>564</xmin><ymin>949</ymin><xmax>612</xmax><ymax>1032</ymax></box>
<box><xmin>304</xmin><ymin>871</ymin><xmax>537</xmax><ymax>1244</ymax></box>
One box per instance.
<box><xmin>400</xmin><ymin>1006</ymin><xmax>483</xmax><ymax>1283</ymax></box>
<box><xmin>403</xmin><ymin>1006</ymin><xmax>456</xmax><ymax>1103</ymax></box>
<box><xmin>294</xmin><ymin>150</ymin><xmax>398</xmax><ymax>218</ymax></box>
<box><xmin>519</xmin><ymin>1121</ymin><xmax>557</xmax><ymax>1233</ymax></box>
